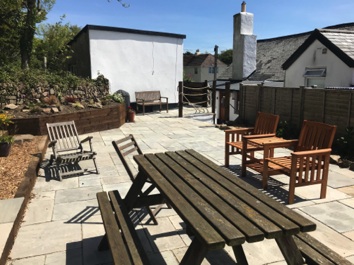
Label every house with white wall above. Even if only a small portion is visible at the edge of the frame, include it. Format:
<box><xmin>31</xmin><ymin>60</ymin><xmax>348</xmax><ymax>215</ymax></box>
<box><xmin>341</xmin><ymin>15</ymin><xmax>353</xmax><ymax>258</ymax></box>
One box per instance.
<box><xmin>183</xmin><ymin>51</ymin><xmax>227</xmax><ymax>82</ymax></box>
<box><xmin>217</xmin><ymin>1</ymin><xmax>354</xmax><ymax>123</ymax></box>
<box><xmin>68</xmin><ymin>25</ymin><xmax>186</xmax><ymax>103</ymax></box>
<box><xmin>282</xmin><ymin>29</ymin><xmax>354</xmax><ymax>88</ymax></box>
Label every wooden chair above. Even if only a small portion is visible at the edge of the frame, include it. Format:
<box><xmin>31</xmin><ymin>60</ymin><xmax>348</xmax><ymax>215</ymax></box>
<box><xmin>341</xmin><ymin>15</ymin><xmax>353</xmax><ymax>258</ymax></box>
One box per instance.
<box><xmin>263</xmin><ymin>120</ymin><xmax>337</xmax><ymax>204</ymax></box>
<box><xmin>225</xmin><ymin>112</ymin><xmax>280</xmax><ymax>176</ymax></box>
<box><xmin>112</xmin><ymin>134</ymin><xmax>168</xmax><ymax>224</ymax></box>
<box><xmin>46</xmin><ymin>121</ymin><xmax>99</xmax><ymax>181</ymax></box>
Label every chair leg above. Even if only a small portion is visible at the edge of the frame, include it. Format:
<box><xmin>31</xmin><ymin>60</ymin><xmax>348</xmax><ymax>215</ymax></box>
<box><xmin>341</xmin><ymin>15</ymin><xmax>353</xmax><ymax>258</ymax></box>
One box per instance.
<box><xmin>288</xmin><ymin>169</ymin><xmax>297</xmax><ymax>204</ymax></box>
<box><xmin>93</xmin><ymin>157</ymin><xmax>99</xmax><ymax>174</ymax></box>
<box><xmin>225</xmin><ymin>144</ymin><xmax>230</xmax><ymax>167</ymax></box>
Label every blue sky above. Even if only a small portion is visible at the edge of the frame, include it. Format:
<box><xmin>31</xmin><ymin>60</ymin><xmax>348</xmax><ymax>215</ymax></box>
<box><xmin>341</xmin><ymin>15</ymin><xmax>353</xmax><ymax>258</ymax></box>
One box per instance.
<box><xmin>45</xmin><ymin>0</ymin><xmax>354</xmax><ymax>53</ymax></box>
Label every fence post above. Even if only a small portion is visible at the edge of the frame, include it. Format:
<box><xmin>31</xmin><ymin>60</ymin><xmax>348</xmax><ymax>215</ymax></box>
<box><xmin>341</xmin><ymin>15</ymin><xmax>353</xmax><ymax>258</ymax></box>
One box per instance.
<box><xmin>212</xmin><ymin>80</ymin><xmax>216</xmax><ymax>115</ymax></box>
<box><xmin>225</xmin><ymin>82</ymin><xmax>230</xmax><ymax>122</ymax></box>
<box><xmin>299</xmin><ymin>86</ymin><xmax>305</xmax><ymax>128</ymax></box>
<box><xmin>178</xmin><ymin>81</ymin><xmax>183</xmax><ymax>117</ymax></box>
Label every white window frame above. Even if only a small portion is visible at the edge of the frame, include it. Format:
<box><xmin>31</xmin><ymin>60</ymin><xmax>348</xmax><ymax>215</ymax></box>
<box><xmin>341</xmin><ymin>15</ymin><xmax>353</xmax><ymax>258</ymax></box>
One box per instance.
<box><xmin>304</xmin><ymin>67</ymin><xmax>326</xmax><ymax>88</ymax></box>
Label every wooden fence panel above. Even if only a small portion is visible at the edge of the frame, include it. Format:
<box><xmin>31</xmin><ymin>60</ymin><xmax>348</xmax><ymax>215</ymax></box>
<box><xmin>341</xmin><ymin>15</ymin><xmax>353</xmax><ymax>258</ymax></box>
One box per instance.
<box><xmin>303</xmin><ymin>89</ymin><xmax>325</xmax><ymax>122</ymax></box>
<box><xmin>274</xmin><ymin>87</ymin><xmax>293</xmax><ymax>123</ymax></box>
<box><xmin>239</xmin><ymin>85</ymin><xmax>354</xmax><ymax>136</ymax></box>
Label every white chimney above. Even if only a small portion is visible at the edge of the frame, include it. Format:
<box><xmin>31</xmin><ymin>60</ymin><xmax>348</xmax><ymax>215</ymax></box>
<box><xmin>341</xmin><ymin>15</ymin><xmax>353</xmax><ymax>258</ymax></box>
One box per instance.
<box><xmin>232</xmin><ymin>1</ymin><xmax>257</xmax><ymax>80</ymax></box>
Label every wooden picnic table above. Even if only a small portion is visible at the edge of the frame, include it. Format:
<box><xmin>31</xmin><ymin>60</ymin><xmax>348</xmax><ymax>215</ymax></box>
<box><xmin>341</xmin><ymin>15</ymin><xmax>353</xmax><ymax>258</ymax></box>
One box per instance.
<box><xmin>123</xmin><ymin>149</ymin><xmax>316</xmax><ymax>265</ymax></box>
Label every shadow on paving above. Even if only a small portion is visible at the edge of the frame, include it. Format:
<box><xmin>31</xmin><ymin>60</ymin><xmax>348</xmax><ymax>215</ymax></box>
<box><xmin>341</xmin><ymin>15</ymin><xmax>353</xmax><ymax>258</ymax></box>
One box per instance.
<box><xmin>224</xmin><ymin>165</ymin><xmax>305</xmax><ymax>205</ymax></box>
<box><xmin>38</xmin><ymin>159</ymin><xmax>96</xmax><ymax>182</ymax></box>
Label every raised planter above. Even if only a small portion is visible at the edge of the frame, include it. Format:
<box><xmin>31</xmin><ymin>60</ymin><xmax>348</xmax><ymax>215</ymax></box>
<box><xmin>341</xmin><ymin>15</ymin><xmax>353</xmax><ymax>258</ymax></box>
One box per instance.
<box><xmin>9</xmin><ymin>103</ymin><xmax>126</xmax><ymax>136</ymax></box>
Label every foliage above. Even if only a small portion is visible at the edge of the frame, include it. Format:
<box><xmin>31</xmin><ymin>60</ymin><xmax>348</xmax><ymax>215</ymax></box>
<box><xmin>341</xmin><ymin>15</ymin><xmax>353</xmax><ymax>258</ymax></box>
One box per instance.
<box><xmin>335</xmin><ymin>127</ymin><xmax>354</xmax><ymax>158</ymax></box>
<box><xmin>219</xmin><ymin>49</ymin><xmax>233</xmax><ymax>66</ymax></box>
<box><xmin>276</xmin><ymin>121</ymin><xmax>298</xmax><ymax>140</ymax></box>
<box><xmin>0</xmin><ymin>1</ymin><xmax>22</xmax><ymax>67</ymax></box>
<box><xmin>111</xmin><ymin>93</ymin><xmax>125</xmax><ymax>103</ymax></box>
<box><xmin>0</xmin><ymin>67</ymin><xmax>110</xmax><ymax>107</ymax></box>
<box><xmin>20</xmin><ymin>0</ymin><xmax>56</xmax><ymax>69</ymax></box>
<box><xmin>33</xmin><ymin>16</ymin><xmax>81</xmax><ymax>71</ymax></box>
<box><xmin>0</xmin><ymin>113</ymin><xmax>14</xmax><ymax>143</ymax></box>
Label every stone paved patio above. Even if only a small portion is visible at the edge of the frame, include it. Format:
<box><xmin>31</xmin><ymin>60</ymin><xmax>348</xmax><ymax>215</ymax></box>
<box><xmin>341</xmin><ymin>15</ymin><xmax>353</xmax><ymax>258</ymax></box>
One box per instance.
<box><xmin>2</xmin><ymin>107</ymin><xmax>354</xmax><ymax>264</ymax></box>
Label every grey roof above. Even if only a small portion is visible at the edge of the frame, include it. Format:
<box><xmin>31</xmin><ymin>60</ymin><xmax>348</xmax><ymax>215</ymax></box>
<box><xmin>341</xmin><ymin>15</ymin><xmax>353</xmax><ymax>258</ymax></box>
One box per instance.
<box><xmin>283</xmin><ymin>28</ymin><xmax>354</xmax><ymax>69</ymax></box>
<box><xmin>219</xmin><ymin>22</ymin><xmax>354</xmax><ymax>82</ymax></box>
<box><xmin>184</xmin><ymin>53</ymin><xmax>227</xmax><ymax>67</ymax></box>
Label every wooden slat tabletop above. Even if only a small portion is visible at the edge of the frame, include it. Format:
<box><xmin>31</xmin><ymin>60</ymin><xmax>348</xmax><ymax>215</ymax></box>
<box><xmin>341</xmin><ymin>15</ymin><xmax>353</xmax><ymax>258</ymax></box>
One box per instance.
<box><xmin>134</xmin><ymin>149</ymin><xmax>316</xmax><ymax>251</ymax></box>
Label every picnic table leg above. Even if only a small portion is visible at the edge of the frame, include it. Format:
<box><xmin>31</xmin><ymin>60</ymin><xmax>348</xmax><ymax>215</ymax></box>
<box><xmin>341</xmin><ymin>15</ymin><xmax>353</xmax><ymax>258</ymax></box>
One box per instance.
<box><xmin>233</xmin><ymin>245</ymin><xmax>248</xmax><ymax>265</ymax></box>
<box><xmin>180</xmin><ymin>238</ymin><xmax>208</xmax><ymax>265</ymax></box>
<box><xmin>124</xmin><ymin>171</ymin><xmax>148</xmax><ymax>210</ymax></box>
<box><xmin>275</xmin><ymin>235</ymin><xmax>304</xmax><ymax>265</ymax></box>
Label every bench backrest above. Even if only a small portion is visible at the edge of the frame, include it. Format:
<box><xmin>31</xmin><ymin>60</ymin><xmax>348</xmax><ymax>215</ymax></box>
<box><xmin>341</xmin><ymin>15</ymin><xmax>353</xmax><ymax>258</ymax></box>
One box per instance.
<box><xmin>112</xmin><ymin>134</ymin><xmax>143</xmax><ymax>181</ymax></box>
<box><xmin>253</xmin><ymin>112</ymin><xmax>280</xmax><ymax>134</ymax></box>
<box><xmin>296</xmin><ymin>120</ymin><xmax>337</xmax><ymax>151</ymax></box>
<box><xmin>46</xmin><ymin>121</ymin><xmax>80</xmax><ymax>152</ymax></box>
<box><xmin>135</xmin><ymin>91</ymin><xmax>161</xmax><ymax>101</ymax></box>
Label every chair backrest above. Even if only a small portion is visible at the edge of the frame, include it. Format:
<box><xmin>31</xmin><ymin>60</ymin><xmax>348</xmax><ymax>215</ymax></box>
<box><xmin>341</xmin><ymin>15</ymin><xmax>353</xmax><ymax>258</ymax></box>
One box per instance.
<box><xmin>296</xmin><ymin>120</ymin><xmax>337</xmax><ymax>151</ymax></box>
<box><xmin>112</xmin><ymin>134</ymin><xmax>143</xmax><ymax>181</ymax></box>
<box><xmin>46</xmin><ymin>121</ymin><xmax>80</xmax><ymax>152</ymax></box>
<box><xmin>253</xmin><ymin>112</ymin><xmax>280</xmax><ymax>134</ymax></box>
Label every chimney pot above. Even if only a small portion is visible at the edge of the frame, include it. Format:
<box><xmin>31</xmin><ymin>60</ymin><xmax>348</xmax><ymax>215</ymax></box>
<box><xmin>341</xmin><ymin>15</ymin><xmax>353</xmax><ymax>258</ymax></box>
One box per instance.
<box><xmin>241</xmin><ymin>1</ymin><xmax>246</xmax><ymax>12</ymax></box>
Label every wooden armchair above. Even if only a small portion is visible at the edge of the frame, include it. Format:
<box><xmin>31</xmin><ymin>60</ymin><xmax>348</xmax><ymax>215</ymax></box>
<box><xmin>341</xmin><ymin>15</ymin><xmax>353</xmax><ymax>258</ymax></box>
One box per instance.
<box><xmin>225</xmin><ymin>112</ymin><xmax>280</xmax><ymax>175</ymax></box>
<box><xmin>46</xmin><ymin>121</ymin><xmax>99</xmax><ymax>181</ymax></box>
<box><xmin>263</xmin><ymin>120</ymin><xmax>337</xmax><ymax>204</ymax></box>
<box><xmin>112</xmin><ymin>134</ymin><xmax>168</xmax><ymax>224</ymax></box>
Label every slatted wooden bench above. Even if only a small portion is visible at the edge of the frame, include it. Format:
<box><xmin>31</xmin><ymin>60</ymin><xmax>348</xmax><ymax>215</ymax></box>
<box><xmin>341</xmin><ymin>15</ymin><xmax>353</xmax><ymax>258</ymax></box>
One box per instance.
<box><xmin>135</xmin><ymin>90</ymin><xmax>168</xmax><ymax>115</ymax></box>
<box><xmin>295</xmin><ymin>232</ymin><xmax>352</xmax><ymax>265</ymax></box>
<box><xmin>97</xmin><ymin>190</ymin><xmax>151</xmax><ymax>265</ymax></box>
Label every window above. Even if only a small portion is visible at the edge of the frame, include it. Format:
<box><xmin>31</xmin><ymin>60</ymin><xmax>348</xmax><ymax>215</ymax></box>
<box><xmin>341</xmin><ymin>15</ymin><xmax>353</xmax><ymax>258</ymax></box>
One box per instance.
<box><xmin>304</xmin><ymin>67</ymin><xmax>326</xmax><ymax>88</ymax></box>
<box><xmin>304</xmin><ymin>68</ymin><xmax>326</xmax><ymax>77</ymax></box>
<box><xmin>208</xmin><ymin>67</ymin><xmax>218</xmax><ymax>74</ymax></box>
<box><xmin>194</xmin><ymin>68</ymin><xmax>198</xmax><ymax>74</ymax></box>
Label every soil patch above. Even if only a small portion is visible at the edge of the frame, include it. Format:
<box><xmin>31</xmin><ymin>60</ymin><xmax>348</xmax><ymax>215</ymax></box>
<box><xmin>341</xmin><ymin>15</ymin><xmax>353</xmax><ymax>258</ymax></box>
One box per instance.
<box><xmin>0</xmin><ymin>137</ymin><xmax>42</xmax><ymax>199</ymax></box>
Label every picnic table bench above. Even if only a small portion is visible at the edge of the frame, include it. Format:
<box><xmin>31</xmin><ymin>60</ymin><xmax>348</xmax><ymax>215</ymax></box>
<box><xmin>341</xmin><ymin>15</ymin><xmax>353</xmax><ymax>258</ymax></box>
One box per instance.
<box><xmin>135</xmin><ymin>90</ymin><xmax>168</xmax><ymax>115</ymax></box>
<box><xmin>96</xmin><ymin>190</ymin><xmax>151</xmax><ymax>265</ymax></box>
<box><xmin>295</xmin><ymin>232</ymin><xmax>353</xmax><ymax>265</ymax></box>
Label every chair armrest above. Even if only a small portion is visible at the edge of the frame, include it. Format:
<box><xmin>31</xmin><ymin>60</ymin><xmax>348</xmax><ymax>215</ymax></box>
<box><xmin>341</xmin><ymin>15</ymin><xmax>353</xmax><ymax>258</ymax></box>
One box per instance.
<box><xmin>48</xmin><ymin>140</ymin><xmax>57</xmax><ymax>148</ymax></box>
<box><xmin>291</xmin><ymin>148</ymin><xmax>332</xmax><ymax>158</ymax></box>
<box><xmin>243</xmin><ymin>133</ymin><xmax>276</xmax><ymax>140</ymax></box>
<box><xmin>80</xmin><ymin>136</ymin><xmax>93</xmax><ymax>144</ymax></box>
<box><xmin>225</xmin><ymin>127</ymin><xmax>254</xmax><ymax>134</ymax></box>
<box><xmin>225</xmin><ymin>127</ymin><xmax>255</xmax><ymax>143</ymax></box>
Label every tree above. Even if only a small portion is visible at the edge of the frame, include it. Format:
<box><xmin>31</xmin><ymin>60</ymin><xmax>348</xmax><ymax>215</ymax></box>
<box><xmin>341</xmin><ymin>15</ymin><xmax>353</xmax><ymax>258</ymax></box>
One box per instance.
<box><xmin>20</xmin><ymin>0</ymin><xmax>55</xmax><ymax>69</ymax></box>
<box><xmin>33</xmin><ymin>17</ymin><xmax>81</xmax><ymax>71</ymax></box>
<box><xmin>0</xmin><ymin>0</ymin><xmax>22</xmax><ymax>67</ymax></box>
<box><xmin>219</xmin><ymin>49</ymin><xmax>233</xmax><ymax>66</ymax></box>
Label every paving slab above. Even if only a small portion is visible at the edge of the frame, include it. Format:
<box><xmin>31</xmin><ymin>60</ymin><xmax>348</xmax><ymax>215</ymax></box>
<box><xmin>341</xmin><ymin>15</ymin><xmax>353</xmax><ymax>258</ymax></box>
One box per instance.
<box><xmin>10</xmin><ymin>220</ymin><xmax>82</xmax><ymax>259</ymax></box>
<box><xmin>52</xmin><ymin>199</ymin><xmax>99</xmax><ymax>222</ymax></box>
<box><xmin>300</xmin><ymin>201</ymin><xmax>354</xmax><ymax>233</ymax></box>
<box><xmin>0</xmin><ymin>198</ymin><xmax>24</xmax><ymax>224</ymax></box>
<box><xmin>22</xmin><ymin>198</ymin><xmax>54</xmax><ymax>226</ymax></box>
<box><xmin>295</xmin><ymin>209</ymin><xmax>354</xmax><ymax>257</ymax></box>
<box><xmin>54</xmin><ymin>186</ymin><xmax>102</xmax><ymax>204</ymax></box>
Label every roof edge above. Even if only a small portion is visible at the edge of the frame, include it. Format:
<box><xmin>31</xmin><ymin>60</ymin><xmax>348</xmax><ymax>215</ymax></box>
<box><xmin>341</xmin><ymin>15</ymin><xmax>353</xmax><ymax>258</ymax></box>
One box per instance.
<box><xmin>86</xmin><ymin>24</ymin><xmax>186</xmax><ymax>39</ymax></box>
